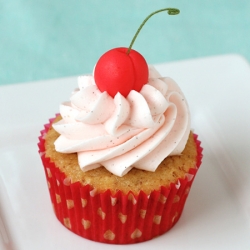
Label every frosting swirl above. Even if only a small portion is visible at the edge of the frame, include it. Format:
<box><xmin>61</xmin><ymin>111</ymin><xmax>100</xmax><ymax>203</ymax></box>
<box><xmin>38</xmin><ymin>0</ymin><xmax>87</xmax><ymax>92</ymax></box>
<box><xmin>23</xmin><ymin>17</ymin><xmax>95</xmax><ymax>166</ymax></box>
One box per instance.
<box><xmin>53</xmin><ymin>66</ymin><xmax>190</xmax><ymax>176</ymax></box>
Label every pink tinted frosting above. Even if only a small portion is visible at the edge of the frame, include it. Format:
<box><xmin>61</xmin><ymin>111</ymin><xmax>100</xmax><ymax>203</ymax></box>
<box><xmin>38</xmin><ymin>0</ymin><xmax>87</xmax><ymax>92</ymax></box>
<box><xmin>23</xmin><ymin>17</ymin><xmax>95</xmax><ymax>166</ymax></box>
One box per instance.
<box><xmin>53</xmin><ymin>66</ymin><xmax>190</xmax><ymax>177</ymax></box>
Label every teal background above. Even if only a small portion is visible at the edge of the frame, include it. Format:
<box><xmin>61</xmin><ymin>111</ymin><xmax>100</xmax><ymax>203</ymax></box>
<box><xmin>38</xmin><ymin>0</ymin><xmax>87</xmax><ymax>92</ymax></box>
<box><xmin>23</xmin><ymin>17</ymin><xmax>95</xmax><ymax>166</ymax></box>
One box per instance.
<box><xmin>1</xmin><ymin>0</ymin><xmax>250</xmax><ymax>86</ymax></box>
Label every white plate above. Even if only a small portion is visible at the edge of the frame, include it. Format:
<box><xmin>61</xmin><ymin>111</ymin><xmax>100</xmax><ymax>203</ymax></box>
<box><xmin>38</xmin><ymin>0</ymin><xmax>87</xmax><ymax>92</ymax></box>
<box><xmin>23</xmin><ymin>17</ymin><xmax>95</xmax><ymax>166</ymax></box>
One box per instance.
<box><xmin>1</xmin><ymin>54</ymin><xmax>250</xmax><ymax>250</ymax></box>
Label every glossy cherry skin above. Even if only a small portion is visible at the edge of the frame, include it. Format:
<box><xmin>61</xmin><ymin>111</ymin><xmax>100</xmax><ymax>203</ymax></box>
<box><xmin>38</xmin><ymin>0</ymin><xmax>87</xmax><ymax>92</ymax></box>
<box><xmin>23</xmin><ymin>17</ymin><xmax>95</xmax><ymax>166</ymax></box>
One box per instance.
<box><xmin>94</xmin><ymin>47</ymin><xmax>148</xmax><ymax>97</ymax></box>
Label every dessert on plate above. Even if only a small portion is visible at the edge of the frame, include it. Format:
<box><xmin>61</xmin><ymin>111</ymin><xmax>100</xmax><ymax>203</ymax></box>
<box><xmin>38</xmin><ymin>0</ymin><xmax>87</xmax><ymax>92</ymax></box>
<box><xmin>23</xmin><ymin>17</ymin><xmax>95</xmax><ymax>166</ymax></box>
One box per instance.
<box><xmin>38</xmin><ymin>8</ymin><xmax>203</xmax><ymax>244</ymax></box>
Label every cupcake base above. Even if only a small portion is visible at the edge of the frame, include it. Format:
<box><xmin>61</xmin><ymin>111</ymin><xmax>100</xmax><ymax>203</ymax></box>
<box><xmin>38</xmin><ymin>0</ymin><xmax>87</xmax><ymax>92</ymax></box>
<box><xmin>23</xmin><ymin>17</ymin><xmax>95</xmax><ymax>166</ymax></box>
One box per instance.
<box><xmin>38</xmin><ymin>118</ymin><xmax>203</xmax><ymax>244</ymax></box>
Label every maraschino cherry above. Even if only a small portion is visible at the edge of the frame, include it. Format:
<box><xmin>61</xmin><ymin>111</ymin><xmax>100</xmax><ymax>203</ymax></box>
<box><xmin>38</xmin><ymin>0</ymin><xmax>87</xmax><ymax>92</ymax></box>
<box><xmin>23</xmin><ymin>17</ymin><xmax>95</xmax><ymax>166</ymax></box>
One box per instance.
<box><xmin>94</xmin><ymin>8</ymin><xmax>180</xmax><ymax>97</ymax></box>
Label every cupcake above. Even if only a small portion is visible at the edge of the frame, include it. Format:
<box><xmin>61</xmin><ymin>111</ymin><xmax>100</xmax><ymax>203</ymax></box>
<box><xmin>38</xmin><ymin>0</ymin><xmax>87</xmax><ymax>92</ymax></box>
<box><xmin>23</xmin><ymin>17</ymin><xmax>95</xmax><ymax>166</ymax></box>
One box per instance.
<box><xmin>38</xmin><ymin>8</ymin><xmax>203</xmax><ymax>244</ymax></box>
<box><xmin>38</xmin><ymin>65</ymin><xmax>202</xmax><ymax>244</ymax></box>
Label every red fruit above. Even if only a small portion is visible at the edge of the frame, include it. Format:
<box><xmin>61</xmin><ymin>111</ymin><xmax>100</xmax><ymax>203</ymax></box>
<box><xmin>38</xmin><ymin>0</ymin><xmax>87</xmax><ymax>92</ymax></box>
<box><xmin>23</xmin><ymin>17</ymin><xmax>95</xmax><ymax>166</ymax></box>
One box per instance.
<box><xmin>94</xmin><ymin>47</ymin><xmax>148</xmax><ymax>97</ymax></box>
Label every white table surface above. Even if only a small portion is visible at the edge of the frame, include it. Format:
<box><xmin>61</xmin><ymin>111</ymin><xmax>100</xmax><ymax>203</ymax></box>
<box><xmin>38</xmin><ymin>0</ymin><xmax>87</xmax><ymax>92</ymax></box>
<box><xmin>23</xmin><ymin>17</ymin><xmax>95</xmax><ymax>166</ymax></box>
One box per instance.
<box><xmin>0</xmin><ymin>54</ymin><xmax>250</xmax><ymax>249</ymax></box>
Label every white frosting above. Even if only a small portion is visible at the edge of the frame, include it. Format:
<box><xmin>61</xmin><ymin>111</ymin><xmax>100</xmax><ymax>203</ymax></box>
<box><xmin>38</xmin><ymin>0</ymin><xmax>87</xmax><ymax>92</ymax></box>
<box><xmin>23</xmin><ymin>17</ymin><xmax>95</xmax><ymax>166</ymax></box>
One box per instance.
<box><xmin>53</xmin><ymin>66</ymin><xmax>190</xmax><ymax>177</ymax></box>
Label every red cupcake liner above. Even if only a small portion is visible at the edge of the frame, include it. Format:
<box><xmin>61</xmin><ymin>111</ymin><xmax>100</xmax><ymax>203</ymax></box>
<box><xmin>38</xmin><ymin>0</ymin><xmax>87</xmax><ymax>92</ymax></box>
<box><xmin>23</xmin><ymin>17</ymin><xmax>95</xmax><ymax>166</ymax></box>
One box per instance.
<box><xmin>38</xmin><ymin>117</ymin><xmax>203</xmax><ymax>244</ymax></box>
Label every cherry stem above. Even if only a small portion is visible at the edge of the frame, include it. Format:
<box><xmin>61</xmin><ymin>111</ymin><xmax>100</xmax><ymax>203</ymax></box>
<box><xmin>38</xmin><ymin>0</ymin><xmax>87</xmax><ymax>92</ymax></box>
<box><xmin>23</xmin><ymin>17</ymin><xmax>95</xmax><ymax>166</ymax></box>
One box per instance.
<box><xmin>126</xmin><ymin>8</ymin><xmax>180</xmax><ymax>55</ymax></box>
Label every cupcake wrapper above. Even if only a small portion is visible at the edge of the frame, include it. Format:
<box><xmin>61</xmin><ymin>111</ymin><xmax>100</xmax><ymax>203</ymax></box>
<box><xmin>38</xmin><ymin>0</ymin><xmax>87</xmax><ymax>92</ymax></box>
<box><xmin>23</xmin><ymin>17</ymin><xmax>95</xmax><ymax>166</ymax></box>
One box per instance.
<box><xmin>38</xmin><ymin>117</ymin><xmax>203</xmax><ymax>244</ymax></box>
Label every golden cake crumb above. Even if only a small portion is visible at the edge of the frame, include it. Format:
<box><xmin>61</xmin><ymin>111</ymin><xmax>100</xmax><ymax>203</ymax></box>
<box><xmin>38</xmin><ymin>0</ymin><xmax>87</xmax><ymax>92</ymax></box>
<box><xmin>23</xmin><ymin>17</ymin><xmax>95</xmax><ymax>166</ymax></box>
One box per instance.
<box><xmin>45</xmin><ymin>116</ymin><xmax>197</xmax><ymax>195</ymax></box>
